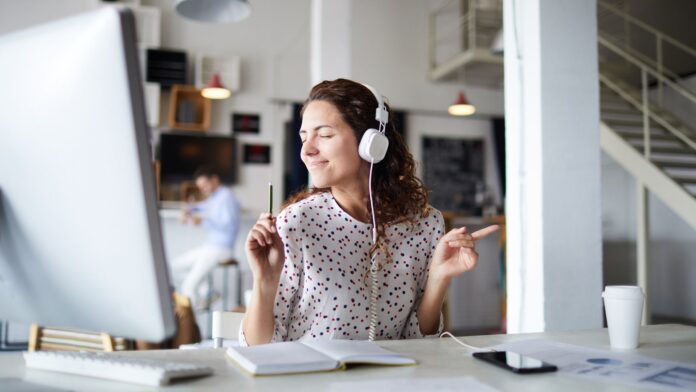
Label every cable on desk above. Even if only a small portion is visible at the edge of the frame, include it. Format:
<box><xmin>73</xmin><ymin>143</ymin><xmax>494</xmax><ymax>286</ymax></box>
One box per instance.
<box><xmin>439</xmin><ymin>331</ymin><xmax>496</xmax><ymax>352</ymax></box>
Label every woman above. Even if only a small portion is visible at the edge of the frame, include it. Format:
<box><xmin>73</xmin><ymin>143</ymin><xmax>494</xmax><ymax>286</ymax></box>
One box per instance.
<box><xmin>241</xmin><ymin>79</ymin><xmax>498</xmax><ymax>345</ymax></box>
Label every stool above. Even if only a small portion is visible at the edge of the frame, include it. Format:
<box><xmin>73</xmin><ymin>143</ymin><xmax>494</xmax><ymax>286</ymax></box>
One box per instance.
<box><xmin>206</xmin><ymin>258</ymin><xmax>242</xmax><ymax>332</ymax></box>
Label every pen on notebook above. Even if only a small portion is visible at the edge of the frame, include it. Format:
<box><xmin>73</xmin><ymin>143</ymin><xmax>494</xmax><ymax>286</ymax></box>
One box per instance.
<box><xmin>268</xmin><ymin>182</ymin><xmax>273</xmax><ymax>215</ymax></box>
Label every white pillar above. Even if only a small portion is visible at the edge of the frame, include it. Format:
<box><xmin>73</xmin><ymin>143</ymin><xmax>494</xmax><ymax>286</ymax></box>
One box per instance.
<box><xmin>310</xmin><ymin>0</ymin><xmax>352</xmax><ymax>85</ymax></box>
<box><xmin>504</xmin><ymin>0</ymin><xmax>603</xmax><ymax>333</ymax></box>
<box><xmin>636</xmin><ymin>183</ymin><xmax>650</xmax><ymax>325</ymax></box>
<box><xmin>308</xmin><ymin>0</ymin><xmax>352</xmax><ymax>187</ymax></box>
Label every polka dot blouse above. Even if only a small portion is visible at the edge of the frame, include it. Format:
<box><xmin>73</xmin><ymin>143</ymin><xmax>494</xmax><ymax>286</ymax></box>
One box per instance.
<box><xmin>239</xmin><ymin>192</ymin><xmax>444</xmax><ymax>345</ymax></box>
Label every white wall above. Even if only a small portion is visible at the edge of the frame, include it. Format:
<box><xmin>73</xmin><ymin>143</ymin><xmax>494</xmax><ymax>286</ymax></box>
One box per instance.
<box><xmin>0</xmin><ymin>0</ymin><xmax>87</xmax><ymax>31</ymax></box>
<box><xmin>602</xmin><ymin>71</ymin><xmax>696</xmax><ymax>321</ymax></box>
<box><xmin>351</xmin><ymin>0</ymin><xmax>504</xmax><ymax>116</ymax></box>
<box><xmin>601</xmin><ymin>151</ymin><xmax>696</xmax><ymax>320</ymax></box>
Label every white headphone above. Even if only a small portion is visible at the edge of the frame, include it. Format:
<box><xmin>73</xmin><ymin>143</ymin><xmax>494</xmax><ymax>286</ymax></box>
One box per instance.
<box><xmin>358</xmin><ymin>84</ymin><xmax>389</xmax><ymax>163</ymax></box>
<box><xmin>357</xmin><ymin>83</ymin><xmax>388</xmax><ymax>341</ymax></box>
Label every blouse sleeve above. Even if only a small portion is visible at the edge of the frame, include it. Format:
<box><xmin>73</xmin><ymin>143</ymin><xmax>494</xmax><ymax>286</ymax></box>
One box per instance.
<box><xmin>238</xmin><ymin>207</ymin><xmax>304</xmax><ymax>346</ymax></box>
<box><xmin>401</xmin><ymin>209</ymin><xmax>445</xmax><ymax>338</ymax></box>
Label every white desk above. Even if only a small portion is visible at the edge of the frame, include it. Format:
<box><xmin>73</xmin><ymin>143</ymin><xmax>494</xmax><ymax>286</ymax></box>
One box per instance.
<box><xmin>1</xmin><ymin>324</ymin><xmax>695</xmax><ymax>391</ymax></box>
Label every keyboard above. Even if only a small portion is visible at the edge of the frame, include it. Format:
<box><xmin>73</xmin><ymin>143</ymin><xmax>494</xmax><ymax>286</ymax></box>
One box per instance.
<box><xmin>23</xmin><ymin>350</ymin><xmax>214</xmax><ymax>387</ymax></box>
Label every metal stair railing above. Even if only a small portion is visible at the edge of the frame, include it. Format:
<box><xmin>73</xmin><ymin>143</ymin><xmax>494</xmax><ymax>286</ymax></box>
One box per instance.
<box><xmin>597</xmin><ymin>3</ymin><xmax>696</xmax><ymax>324</ymax></box>
<box><xmin>427</xmin><ymin>0</ymin><xmax>502</xmax><ymax>81</ymax></box>
<box><xmin>598</xmin><ymin>0</ymin><xmax>696</xmax><ymax>102</ymax></box>
<box><xmin>598</xmin><ymin>32</ymin><xmax>683</xmax><ymax>85</ymax></box>
<box><xmin>598</xmin><ymin>36</ymin><xmax>696</xmax><ymax>158</ymax></box>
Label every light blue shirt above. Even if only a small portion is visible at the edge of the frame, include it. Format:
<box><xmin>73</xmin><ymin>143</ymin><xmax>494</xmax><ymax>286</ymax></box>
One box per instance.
<box><xmin>190</xmin><ymin>187</ymin><xmax>240</xmax><ymax>249</ymax></box>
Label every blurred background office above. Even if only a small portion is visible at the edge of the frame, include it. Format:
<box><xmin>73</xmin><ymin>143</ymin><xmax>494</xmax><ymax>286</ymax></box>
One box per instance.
<box><xmin>1</xmin><ymin>0</ymin><xmax>694</xmax><ymax>346</ymax></box>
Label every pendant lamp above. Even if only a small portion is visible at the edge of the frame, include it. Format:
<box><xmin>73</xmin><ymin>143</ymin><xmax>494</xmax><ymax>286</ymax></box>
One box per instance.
<box><xmin>175</xmin><ymin>0</ymin><xmax>251</xmax><ymax>24</ymax></box>
<box><xmin>201</xmin><ymin>73</ymin><xmax>231</xmax><ymax>100</ymax></box>
<box><xmin>448</xmin><ymin>91</ymin><xmax>476</xmax><ymax>116</ymax></box>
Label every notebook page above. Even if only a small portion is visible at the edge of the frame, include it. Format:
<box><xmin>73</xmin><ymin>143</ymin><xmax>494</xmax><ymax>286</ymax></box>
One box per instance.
<box><xmin>226</xmin><ymin>341</ymin><xmax>340</xmax><ymax>375</ymax></box>
<box><xmin>303</xmin><ymin>339</ymin><xmax>416</xmax><ymax>365</ymax></box>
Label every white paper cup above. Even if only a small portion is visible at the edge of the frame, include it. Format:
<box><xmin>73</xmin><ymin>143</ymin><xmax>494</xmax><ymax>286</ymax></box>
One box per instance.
<box><xmin>602</xmin><ymin>285</ymin><xmax>644</xmax><ymax>349</ymax></box>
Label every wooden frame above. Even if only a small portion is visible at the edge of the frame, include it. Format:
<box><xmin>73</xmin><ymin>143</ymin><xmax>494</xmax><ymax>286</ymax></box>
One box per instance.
<box><xmin>168</xmin><ymin>84</ymin><xmax>211</xmax><ymax>131</ymax></box>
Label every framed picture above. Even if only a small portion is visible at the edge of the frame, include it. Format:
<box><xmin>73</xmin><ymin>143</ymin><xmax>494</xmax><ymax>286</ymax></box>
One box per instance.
<box><xmin>232</xmin><ymin>113</ymin><xmax>261</xmax><ymax>134</ymax></box>
<box><xmin>243</xmin><ymin>144</ymin><xmax>271</xmax><ymax>164</ymax></box>
<box><xmin>421</xmin><ymin>137</ymin><xmax>484</xmax><ymax>215</ymax></box>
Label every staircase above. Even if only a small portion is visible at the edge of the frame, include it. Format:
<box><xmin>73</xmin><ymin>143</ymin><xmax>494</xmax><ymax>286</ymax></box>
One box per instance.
<box><xmin>595</xmin><ymin>1</ymin><xmax>696</xmax><ymax>322</ymax></box>
<box><xmin>427</xmin><ymin>0</ymin><xmax>696</xmax><ymax>227</ymax></box>
<box><xmin>597</xmin><ymin>1</ymin><xmax>696</xmax><ymax>230</ymax></box>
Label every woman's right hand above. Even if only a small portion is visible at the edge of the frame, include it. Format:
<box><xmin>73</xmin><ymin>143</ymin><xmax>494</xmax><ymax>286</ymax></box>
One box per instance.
<box><xmin>245</xmin><ymin>213</ymin><xmax>285</xmax><ymax>287</ymax></box>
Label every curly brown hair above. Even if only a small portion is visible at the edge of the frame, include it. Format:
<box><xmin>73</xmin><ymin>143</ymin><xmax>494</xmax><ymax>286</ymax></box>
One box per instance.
<box><xmin>283</xmin><ymin>79</ymin><xmax>430</xmax><ymax>256</ymax></box>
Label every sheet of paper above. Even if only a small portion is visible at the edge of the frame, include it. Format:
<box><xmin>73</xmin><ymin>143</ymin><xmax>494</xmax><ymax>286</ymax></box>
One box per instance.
<box><xmin>328</xmin><ymin>377</ymin><xmax>499</xmax><ymax>392</ymax></box>
<box><xmin>490</xmin><ymin>338</ymin><xmax>696</xmax><ymax>391</ymax></box>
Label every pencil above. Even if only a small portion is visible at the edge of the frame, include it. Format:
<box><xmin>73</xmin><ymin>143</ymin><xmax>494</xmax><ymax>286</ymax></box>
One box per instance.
<box><xmin>268</xmin><ymin>182</ymin><xmax>273</xmax><ymax>215</ymax></box>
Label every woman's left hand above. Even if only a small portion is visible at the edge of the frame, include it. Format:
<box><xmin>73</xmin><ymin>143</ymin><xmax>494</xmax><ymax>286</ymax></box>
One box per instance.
<box><xmin>429</xmin><ymin>225</ymin><xmax>501</xmax><ymax>283</ymax></box>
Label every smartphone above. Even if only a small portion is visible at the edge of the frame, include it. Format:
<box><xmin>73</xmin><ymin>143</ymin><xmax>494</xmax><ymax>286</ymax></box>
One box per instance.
<box><xmin>473</xmin><ymin>351</ymin><xmax>558</xmax><ymax>374</ymax></box>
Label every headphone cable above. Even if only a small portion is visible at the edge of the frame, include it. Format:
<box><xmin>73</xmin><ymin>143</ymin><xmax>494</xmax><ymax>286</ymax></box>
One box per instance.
<box><xmin>368</xmin><ymin>159</ymin><xmax>379</xmax><ymax>341</ymax></box>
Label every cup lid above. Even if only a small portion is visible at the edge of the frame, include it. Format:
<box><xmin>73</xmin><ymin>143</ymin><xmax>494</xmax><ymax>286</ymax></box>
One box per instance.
<box><xmin>602</xmin><ymin>285</ymin><xmax>644</xmax><ymax>299</ymax></box>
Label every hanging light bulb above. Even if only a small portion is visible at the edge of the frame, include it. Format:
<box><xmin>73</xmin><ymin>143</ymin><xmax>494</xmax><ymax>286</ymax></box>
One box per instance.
<box><xmin>201</xmin><ymin>73</ymin><xmax>231</xmax><ymax>100</ymax></box>
<box><xmin>448</xmin><ymin>91</ymin><xmax>476</xmax><ymax>116</ymax></box>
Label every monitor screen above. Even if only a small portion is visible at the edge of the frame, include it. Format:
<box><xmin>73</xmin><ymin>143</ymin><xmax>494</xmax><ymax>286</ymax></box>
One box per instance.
<box><xmin>0</xmin><ymin>8</ymin><xmax>176</xmax><ymax>341</ymax></box>
<box><xmin>159</xmin><ymin>133</ymin><xmax>237</xmax><ymax>184</ymax></box>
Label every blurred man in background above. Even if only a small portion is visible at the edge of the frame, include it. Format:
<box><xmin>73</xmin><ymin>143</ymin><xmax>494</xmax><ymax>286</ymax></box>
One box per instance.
<box><xmin>172</xmin><ymin>165</ymin><xmax>240</xmax><ymax>309</ymax></box>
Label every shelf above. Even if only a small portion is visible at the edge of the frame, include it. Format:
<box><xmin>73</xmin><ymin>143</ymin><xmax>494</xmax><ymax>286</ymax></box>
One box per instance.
<box><xmin>195</xmin><ymin>55</ymin><xmax>240</xmax><ymax>92</ymax></box>
<box><xmin>167</xmin><ymin>85</ymin><xmax>211</xmax><ymax>131</ymax></box>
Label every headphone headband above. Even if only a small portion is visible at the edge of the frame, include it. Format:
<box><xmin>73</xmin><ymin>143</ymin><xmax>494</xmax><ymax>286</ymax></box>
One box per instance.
<box><xmin>358</xmin><ymin>82</ymin><xmax>390</xmax><ymax>164</ymax></box>
<box><xmin>361</xmin><ymin>83</ymin><xmax>389</xmax><ymax>126</ymax></box>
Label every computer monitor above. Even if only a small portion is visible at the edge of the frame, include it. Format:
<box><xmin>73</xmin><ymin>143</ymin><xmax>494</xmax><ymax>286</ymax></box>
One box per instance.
<box><xmin>0</xmin><ymin>8</ymin><xmax>176</xmax><ymax>342</ymax></box>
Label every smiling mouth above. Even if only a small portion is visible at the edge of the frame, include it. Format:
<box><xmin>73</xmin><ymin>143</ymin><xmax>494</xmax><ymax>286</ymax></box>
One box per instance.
<box><xmin>308</xmin><ymin>160</ymin><xmax>328</xmax><ymax>168</ymax></box>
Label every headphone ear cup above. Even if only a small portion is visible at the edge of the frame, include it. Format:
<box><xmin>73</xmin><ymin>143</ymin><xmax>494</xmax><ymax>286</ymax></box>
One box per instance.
<box><xmin>359</xmin><ymin>128</ymin><xmax>389</xmax><ymax>163</ymax></box>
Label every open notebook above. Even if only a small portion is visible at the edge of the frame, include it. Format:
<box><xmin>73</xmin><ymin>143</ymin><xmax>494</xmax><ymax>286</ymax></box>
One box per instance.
<box><xmin>226</xmin><ymin>339</ymin><xmax>416</xmax><ymax>376</ymax></box>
